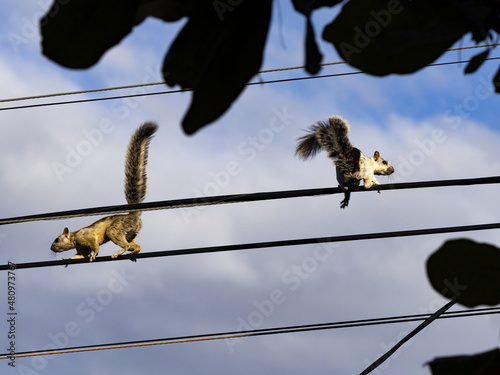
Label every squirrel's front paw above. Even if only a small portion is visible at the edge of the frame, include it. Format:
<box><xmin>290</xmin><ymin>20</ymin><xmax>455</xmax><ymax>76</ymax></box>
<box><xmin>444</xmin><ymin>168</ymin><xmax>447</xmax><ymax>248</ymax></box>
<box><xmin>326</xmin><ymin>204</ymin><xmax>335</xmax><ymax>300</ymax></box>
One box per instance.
<box><xmin>364</xmin><ymin>179</ymin><xmax>379</xmax><ymax>189</ymax></box>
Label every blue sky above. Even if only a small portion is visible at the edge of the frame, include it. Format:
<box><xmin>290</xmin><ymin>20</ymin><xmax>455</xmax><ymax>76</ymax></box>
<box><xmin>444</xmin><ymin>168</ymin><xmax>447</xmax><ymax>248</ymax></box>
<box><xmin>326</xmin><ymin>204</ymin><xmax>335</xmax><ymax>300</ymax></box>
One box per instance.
<box><xmin>1</xmin><ymin>1</ymin><xmax>500</xmax><ymax>375</ymax></box>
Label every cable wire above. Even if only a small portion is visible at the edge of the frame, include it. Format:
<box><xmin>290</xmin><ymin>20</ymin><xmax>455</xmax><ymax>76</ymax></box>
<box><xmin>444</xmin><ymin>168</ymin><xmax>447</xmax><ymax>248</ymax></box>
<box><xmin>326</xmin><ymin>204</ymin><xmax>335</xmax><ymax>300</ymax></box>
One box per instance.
<box><xmin>261</xmin><ymin>42</ymin><xmax>500</xmax><ymax>73</ymax></box>
<box><xmin>1</xmin><ymin>176</ymin><xmax>499</xmax><ymax>226</ymax></box>
<box><xmin>2</xmin><ymin>221</ymin><xmax>500</xmax><ymax>271</ymax></box>
<box><xmin>360</xmin><ymin>299</ymin><xmax>457</xmax><ymax>375</ymax></box>
<box><xmin>1</xmin><ymin>56</ymin><xmax>500</xmax><ymax>112</ymax></box>
<box><xmin>1</xmin><ymin>42</ymin><xmax>498</xmax><ymax>105</ymax></box>
<box><xmin>0</xmin><ymin>82</ymin><xmax>167</xmax><ymax>104</ymax></box>
<box><xmin>447</xmin><ymin>42</ymin><xmax>500</xmax><ymax>52</ymax></box>
<box><xmin>1</xmin><ymin>306</ymin><xmax>499</xmax><ymax>359</ymax></box>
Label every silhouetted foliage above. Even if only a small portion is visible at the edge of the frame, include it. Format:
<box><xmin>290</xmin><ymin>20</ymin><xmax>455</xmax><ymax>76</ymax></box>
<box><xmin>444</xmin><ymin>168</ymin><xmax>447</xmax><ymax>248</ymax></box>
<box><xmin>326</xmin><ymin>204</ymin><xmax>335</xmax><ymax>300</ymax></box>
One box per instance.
<box><xmin>41</xmin><ymin>0</ymin><xmax>500</xmax><ymax>134</ymax></box>
<box><xmin>426</xmin><ymin>238</ymin><xmax>500</xmax><ymax>308</ymax></box>
<box><xmin>428</xmin><ymin>348</ymin><xmax>500</xmax><ymax>375</ymax></box>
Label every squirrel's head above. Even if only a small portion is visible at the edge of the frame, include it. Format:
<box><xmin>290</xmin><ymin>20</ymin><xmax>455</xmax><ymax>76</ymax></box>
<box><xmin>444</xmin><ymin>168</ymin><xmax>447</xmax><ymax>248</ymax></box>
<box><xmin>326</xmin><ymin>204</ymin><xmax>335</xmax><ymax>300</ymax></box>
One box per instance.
<box><xmin>50</xmin><ymin>227</ymin><xmax>75</xmax><ymax>252</ymax></box>
<box><xmin>372</xmin><ymin>151</ymin><xmax>395</xmax><ymax>175</ymax></box>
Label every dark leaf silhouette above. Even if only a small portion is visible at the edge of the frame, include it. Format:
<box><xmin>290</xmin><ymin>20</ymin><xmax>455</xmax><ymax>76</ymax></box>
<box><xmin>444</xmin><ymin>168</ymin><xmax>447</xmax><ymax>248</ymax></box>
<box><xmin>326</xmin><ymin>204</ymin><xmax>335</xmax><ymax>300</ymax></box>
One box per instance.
<box><xmin>322</xmin><ymin>0</ymin><xmax>500</xmax><ymax>77</ymax></box>
<box><xmin>494</xmin><ymin>65</ymin><xmax>500</xmax><ymax>93</ymax></box>
<box><xmin>135</xmin><ymin>0</ymin><xmax>197</xmax><ymax>23</ymax></box>
<box><xmin>40</xmin><ymin>0</ymin><xmax>500</xmax><ymax>133</ymax></box>
<box><xmin>464</xmin><ymin>49</ymin><xmax>490</xmax><ymax>74</ymax></box>
<box><xmin>291</xmin><ymin>0</ymin><xmax>341</xmax><ymax>15</ymax></box>
<box><xmin>305</xmin><ymin>17</ymin><xmax>323</xmax><ymax>74</ymax></box>
<box><xmin>292</xmin><ymin>0</ymin><xmax>341</xmax><ymax>75</ymax></box>
<box><xmin>41</xmin><ymin>0</ymin><xmax>139</xmax><ymax>69</ymax></box>
<box><xmin>428</xmin><ymin>348</ymin><xmax>500</xmax><ymax>375</ymax></box>
<box><xmin>426</xmin><ymin>238</ymin><xmax>500</xmax><ymax>308</ymax></box>
<box><xmin>162</xmin><ymin>0</ymin><xmax>272</xmax><ymax>134</ymax></box>
<box><xmin>322</xmin><ymin>0</ymin><xmax>479</xmax><ymax>76</ymax></box>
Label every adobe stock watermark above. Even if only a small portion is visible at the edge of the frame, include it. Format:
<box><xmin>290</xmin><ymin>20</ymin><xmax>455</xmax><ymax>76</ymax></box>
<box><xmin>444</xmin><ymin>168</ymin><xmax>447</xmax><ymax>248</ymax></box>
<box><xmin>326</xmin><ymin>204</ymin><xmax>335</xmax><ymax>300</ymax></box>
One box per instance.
<box><xmin>397</xmin><ymin>127</ymin><xmax>447</xmax><ymax>179</ymax></box>
<box><xmin>50</xmin><ymin>65</ymin><xmax>163</xmax><ymax>182</ymax></box>
<box><xmin>51</xmin><ymin>119</ymin><xmax>116</xmax><ymax>182</ymax></box>
<box><xmin>15</xmin><ymin>267</ymin><xmax>135</xmax><ymax>375</ymax></box>
<box><xmin>6</xmin><ymin>261</ymin><xmax>17</xmax><ymax>369</ymax></box>
<box><xmin>338</xmin><ymin>0</ymin><xmax>404</xmax><ymax>63</ymax></box>
<box><xmin>212</xmin><ymin>0</ymin><xmax>242</xmax><ymax>21</ymax></box>
<box><xmin>225</xmin><ymin>243</ymin><xmax>338</xmax><ymax>353</ymax></box>
<box><xmin>180</xmin><ymin>106</ymin><xmax>297</xmax><ymax>223</ymax></box>
<box><xmin>442</xmin><ymin>73</ymin><xmax>496</xmax><ymax>130</ymax></box>
<box><xmin>8</xmin><ymin>0</ymin><xmax>71</xmax><ymax>53</ymax></box>
<box><xmin>362</xmin><ymin>277</ymin><xmax>467</xmax><ymax>375</ymax></box>
<box><xmin>397</xmin><ymin>72</ymin><xmax>496</xmax><ymax>180</ymax></box>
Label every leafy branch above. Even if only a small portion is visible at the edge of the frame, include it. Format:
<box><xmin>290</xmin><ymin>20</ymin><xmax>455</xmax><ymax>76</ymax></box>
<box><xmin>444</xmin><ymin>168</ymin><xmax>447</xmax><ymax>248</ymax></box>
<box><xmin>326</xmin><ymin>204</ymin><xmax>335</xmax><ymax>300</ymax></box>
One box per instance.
<box><xmin>40</xmin><ymin>0</ymin><xmax>500</xmax><ymax>134</ymax></box>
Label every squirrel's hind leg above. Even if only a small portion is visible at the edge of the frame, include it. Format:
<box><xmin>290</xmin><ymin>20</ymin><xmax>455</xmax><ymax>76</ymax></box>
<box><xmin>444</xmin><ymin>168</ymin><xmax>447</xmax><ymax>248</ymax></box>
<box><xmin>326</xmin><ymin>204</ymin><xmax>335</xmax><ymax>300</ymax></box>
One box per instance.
<box><xmin>110</xmin><ymin>236</ymin><xmax>131</xmax><ymax>259</ymax></box>
<box><xmin>108</xmin><ymin>215</ymin><xmax>142</xmax><ymax>259</ymax></box>
<box><xmin>110</xmin><ymin>236</ymin><xmax>141</xmax><ymax>258</ymax></box>
<box><xmin>127</xmin><ymin>240</ymin><xmax>141</xmax><ymax>255</ymax></box>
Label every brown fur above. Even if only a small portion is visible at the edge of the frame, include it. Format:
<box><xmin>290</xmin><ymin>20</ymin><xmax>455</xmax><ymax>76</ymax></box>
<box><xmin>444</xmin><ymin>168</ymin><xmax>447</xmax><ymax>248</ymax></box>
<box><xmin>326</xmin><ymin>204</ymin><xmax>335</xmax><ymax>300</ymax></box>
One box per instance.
<box><xmin>50</xmin><ymin>122</ymin><xmax>158</xmax><ymax>261</ymax></box>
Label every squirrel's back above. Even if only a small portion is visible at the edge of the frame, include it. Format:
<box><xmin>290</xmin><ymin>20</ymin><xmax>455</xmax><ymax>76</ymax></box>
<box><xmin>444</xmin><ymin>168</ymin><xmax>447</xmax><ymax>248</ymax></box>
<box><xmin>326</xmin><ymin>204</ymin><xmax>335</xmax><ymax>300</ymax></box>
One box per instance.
<box><xmin>295</xmin><ymin>115</ymin><xmax>354</xmax><ymax>161</ymax></box>
<box><xmin>124</xmin><ymin>121</ymin><xmax>158</xmax><ymax>205</ymax></box>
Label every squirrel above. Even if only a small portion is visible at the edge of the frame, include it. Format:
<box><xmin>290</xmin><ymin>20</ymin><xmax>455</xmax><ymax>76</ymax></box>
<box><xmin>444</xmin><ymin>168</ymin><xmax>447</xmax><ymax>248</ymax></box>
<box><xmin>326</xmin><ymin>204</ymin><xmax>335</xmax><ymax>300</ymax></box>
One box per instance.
<box><xmin>295</xmin><ymin>115</ymin><xmax>394</xmax><ymax>208</ymax></box>
<box><xmin>50</xmin><ymin>121</ymin><xmax>158</xmax><ymax>261</ymax></box>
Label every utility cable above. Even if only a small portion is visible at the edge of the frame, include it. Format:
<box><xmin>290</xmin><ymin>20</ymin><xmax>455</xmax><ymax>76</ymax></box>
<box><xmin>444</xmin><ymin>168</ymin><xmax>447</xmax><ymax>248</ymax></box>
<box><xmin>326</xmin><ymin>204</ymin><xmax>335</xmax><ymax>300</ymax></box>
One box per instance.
<box><xmin>2</xmin><ymin>221</ymin><xmax>500</xmax><ymax>271</ymax></box>
<box><xmin>1</xmin><ymin>305</ymin><xmax>498</xmax><ymax>359</ymax></box>
<box><xmin>1</xmin><ymin>176</ymin><xmax>499</xmax><ymax>226</ymax></box>
<box><xmin>360</xmin><ymin>299</ymin><xmax>457</xmax><ymax>375</ymax></box>
<box><xmin>0</xmin><ymin>42</ymin><xmax>498</xmax><ymax>105</ymax></box>
<box><xmin>1</xmin><ymin>56</ymin><xmax>500</xmax><ymax>112</ymax></box>
<box><xmin>0</xmin><ymin>82</ymin><xmax>167</xmax><ymax>104</ymax></box>
<box><xmin>262</xmin><ymin>42</ymin><xmax>500</xmax><ymax>73</ymax></box>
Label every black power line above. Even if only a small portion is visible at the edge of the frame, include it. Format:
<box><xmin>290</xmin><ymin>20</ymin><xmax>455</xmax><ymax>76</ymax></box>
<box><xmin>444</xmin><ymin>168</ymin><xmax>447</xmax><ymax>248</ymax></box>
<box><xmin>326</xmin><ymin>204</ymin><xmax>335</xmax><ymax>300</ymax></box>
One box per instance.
<box><xmin>1</xmin><ymin>57</ymin><xmax>499</xmax><ymax>112</ymax></box>
<box><xmin>1</xmin><ymin>42</ymin><xmax>498</xmax><ymax>106</ymax></box>
<box><xmin>2</xmin><ymin>221</ymin><xmax>499</xmax><ymax>271</ymax></box>
<box><xmin>1</xmin><ymin>306</ymin><xmax>499</xmax><ymax>359</ymax></box>
<box><xmin>1</xmin><ymin>176</ymin><xmax>499</xmax><ymax>226</ymax></box>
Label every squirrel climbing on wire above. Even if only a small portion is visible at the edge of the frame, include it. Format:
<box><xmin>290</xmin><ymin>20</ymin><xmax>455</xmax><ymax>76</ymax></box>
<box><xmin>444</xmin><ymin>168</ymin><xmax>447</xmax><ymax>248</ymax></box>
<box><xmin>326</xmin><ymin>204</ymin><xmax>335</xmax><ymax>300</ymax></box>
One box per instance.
<box><xmin>50</xmin><ymin>121</ymin><xmax>158</xmax><ymax>261</ymax></box>
<box><xmin>295</xmin><ymin>115</ymin><xmax>394</xmax><ymax>208</ymax></box>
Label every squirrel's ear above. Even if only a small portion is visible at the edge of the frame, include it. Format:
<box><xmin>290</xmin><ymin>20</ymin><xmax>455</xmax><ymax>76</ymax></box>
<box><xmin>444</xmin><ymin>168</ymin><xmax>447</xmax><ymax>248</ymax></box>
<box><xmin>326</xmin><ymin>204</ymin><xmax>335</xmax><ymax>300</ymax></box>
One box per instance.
<box><xmin>373</xmin><ymin>151</ymin><xmax>380</xmax><ymax>160</ymax></box>
<box><xmin>63</xmin><ymin>227</ymin><xmax>69</xmax><ymax>234</ymax></box>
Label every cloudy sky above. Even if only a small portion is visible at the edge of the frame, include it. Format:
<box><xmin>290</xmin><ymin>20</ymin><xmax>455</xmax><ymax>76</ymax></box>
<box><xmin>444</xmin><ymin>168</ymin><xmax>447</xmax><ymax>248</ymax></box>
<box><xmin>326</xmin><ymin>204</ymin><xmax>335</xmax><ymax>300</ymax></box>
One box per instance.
<box><xmin>1</xmin><ymin>1</ymin><xmax>500</xmax><ymax>375</ymax></box>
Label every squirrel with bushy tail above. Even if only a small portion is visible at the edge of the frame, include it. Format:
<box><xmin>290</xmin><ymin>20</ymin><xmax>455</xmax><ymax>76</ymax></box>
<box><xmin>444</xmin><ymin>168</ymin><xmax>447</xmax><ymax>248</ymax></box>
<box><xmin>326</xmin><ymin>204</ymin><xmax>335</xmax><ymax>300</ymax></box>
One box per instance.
<box><xmin>295</xmin><ymin>116</ymin><xmax>394</xmax><ymax>208</ymax></box>
<box><xmin>50</xmin><ymin>121</ymin><xmax>158</xmax><ymax>261</ymax></box>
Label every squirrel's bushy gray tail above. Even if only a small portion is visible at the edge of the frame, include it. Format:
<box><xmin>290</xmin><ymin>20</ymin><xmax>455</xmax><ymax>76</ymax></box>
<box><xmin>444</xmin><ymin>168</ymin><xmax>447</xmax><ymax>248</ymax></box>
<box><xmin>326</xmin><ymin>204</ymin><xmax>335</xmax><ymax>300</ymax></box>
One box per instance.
<box><xmin>295</xmin><ymin>116</ymin><xmax>353</xmax><ymax>160</ymax></box>
<box><xmin>295</xmin><ymin>127</ymin><xmax>323</xmax><ymax>160</ymax></box>
<box><xmin>124</xmin><ymin>121</ymin><xmax>158</xmax><ymax>205</ymax></box>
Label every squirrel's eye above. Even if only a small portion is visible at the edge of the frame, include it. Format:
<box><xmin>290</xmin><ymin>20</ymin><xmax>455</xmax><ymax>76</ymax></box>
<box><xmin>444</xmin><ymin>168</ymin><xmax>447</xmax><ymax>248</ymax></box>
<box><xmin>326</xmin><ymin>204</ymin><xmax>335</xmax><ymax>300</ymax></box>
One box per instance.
<box><xmin>382</xmin><ymin>161</ymin><xmax>388</xmax><ymax>165</ymax></box>
<box><xmin>54</xmin><ymin>238</ymin><xmax>59</xmax><ymax>243</ymax></box>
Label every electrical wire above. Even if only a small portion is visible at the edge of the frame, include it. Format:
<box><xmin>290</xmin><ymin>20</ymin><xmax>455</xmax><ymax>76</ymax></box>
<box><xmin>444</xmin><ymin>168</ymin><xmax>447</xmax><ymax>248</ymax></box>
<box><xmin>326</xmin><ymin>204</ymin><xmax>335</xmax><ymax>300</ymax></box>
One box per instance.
<box><xmin>1</xmin><ymin>176</ymin><xmax>499</xmax><ymax>226</ymax></box>
<box><xmin>1</xmin><ymin>306</ymin><xmax>499</xmax><ymax>359</ymax></box>
<box><xmin>0</xmin><ymin>42</ymin><xmax>498</xmax><ymax>105</ymax></box>
<box><xmin>1</xmin><ymin>56</ymin><xmax>500</xmax><ymax>112</ymax></box>
<box><xmin>2</xmin><ymin>221</ymin><xmax>500</xmax><ymax>271</ymax></box>
<box><xmin>447</xmin><ymin>42</ymin><xmax>500</xmax><ymax>52</ymax></box>
<box><xmin>0</xmin><ymin>82</ymin><xmax>167</xmax><ymax>104</ymax></box>
<box><xmin>262</xmin><ymin>42</ymin><xmax>500</xmax><ymax>73</ymax></box>
<box><xmin>360</xmin><ymin>299</ymin><xmax>457</xmax><ymax>375</ymax></box>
